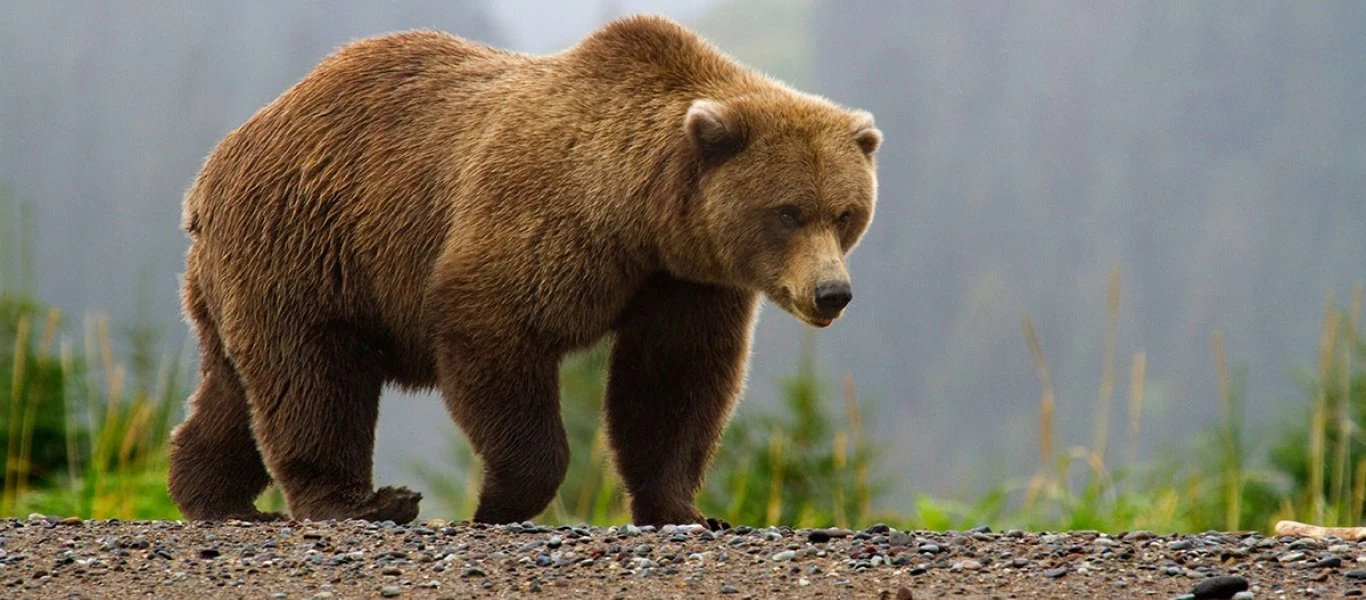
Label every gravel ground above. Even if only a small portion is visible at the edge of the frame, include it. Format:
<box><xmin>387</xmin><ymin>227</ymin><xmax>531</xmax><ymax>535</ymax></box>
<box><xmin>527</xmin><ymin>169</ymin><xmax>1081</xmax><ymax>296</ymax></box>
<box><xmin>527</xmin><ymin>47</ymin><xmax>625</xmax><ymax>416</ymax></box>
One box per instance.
<box><xmin>5</xmin><ymin>517</ymin><xmax>1366</xmax><ymax>599</ymax></box>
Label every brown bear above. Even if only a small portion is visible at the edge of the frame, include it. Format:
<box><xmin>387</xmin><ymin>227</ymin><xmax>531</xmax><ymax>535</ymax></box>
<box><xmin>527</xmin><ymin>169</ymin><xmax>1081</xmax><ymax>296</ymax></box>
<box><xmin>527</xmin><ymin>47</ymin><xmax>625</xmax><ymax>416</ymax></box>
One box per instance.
<box><xmin>167</xmin><ymin>14</ymin><xmax>881</xmax><ymax>527</ymax></box>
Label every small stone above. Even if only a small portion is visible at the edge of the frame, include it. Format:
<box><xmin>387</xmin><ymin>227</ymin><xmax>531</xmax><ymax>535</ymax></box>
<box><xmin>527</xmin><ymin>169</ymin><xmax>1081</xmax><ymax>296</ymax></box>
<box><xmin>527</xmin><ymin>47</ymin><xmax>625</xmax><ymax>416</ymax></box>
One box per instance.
<box><xmin>1043</xmin><ymin>567</ymin><xmax>1068</xmax><ymax>578</ymax></box>
<box><xmin>1346</xmin><ymin>569</ymin><xmax>1366</xmax><ymax>579</ymax></box>
<box><xmin>379</xmin><ymin>586</ymin><xmax>401</xmax><ymax>598</ymax></box>
<box><xmin>1290</xmin><ymin>538</ymin><xmax>1323</xmax><ymax>551</ymax></box>
<box><xmin>866</xmin><ymin>523</ymin><xmax>891</xmax><ymax>534</ymax></box>
<box><xmin>919</xmin><ymin>544</ymin><xmax>941</xmax><ymax>554</ymax></box>
<box><xmin>462</xmin><ymin>567</ymin><xmax>486</xmax><ymax>578</ymax></box>
<box><xmin>772</xmin><ymin>550</ymin><xmax>796</xmax><ymax>562</ymax></box>
<box><xmin>1315</xmin><ymin>556</ymin><xmax>1342</xmax><ymax>569</ymax></box>
<box><xmin>547</xmin><ymin>536</ymin><xmax>562</xmax><ymax>549</ymax></box>
<box><xmin>1169</xmin><ymin>540</ymin><xmax>1194</xmax><ymax>551</ymax></box>
<box><xmin>1279</xmin><ymin>551</ymin><xmax>1307</xmax><ymax>563</ymax></box>
<box><xmin>311</xmin><ymin>593</ymin><xmax>334</xmax><ymax>600</ymax></box>
<box><xmin>381</xmin><ymin>567</ymin><xmax>401</xmax><ymax>576</ymax></box>
<box><xmin>271</xmin><ymin>594</ymin><xmax>287</xmax><ymax>599</ymax></box>
<box><xmin>959</xmin><ymin>559</ymin><xmax>982</xmax><ymax>570</ymax></box>
<box><xmin>894</xmin><ymin>587</ymin><xmax>914</xmax><ymax>600</ymax></box>
<box><xmin>198</xmin><ymin>548</ymin><xmax>220</xmax><ymax>559</ymax></box>
<box><xmin>1123</xmin><ymin>530</ymin><xmax>1156</xmax><ymax>541</ymax></box>
<box><xmin>1232</xmin><ymin>592</ymin><xmax>1254</xmax><ymax>600</ymax></box>
<box><xmin>808</xmin><ymin>530</ymin><xmax>832</xmax><ymax>543</ymax></box>
<box><xmin>1191</xmin><ymin>575</ymin><xmax>1249</xmax><ymax>599</ymax></box>
<box><xmin>720</xmin><ymin>584</ymin><xmax>738</xmax><ymax>594</ymax></box>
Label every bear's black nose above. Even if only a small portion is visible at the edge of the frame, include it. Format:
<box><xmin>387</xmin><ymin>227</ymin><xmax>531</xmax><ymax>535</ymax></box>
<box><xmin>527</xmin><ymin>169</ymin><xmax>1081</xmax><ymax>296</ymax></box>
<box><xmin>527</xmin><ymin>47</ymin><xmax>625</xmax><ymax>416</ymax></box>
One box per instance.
<box><xmin>814</xmin><ymin>282</ymin><xmax>853</xmax><ymax>313</ymax></box>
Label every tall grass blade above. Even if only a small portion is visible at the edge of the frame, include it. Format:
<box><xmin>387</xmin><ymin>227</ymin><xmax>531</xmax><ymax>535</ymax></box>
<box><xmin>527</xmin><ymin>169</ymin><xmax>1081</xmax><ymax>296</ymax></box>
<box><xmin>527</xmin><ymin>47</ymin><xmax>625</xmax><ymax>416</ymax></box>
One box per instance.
<box><xmin>4</xmin><ymin>312</ymin><xmax>31</xmax><ymax>514</ymax></box>
<box><xmin>1211</xmin><ymin>329</ymin><xmax>1241</xmax><ymax>531</ymax></box>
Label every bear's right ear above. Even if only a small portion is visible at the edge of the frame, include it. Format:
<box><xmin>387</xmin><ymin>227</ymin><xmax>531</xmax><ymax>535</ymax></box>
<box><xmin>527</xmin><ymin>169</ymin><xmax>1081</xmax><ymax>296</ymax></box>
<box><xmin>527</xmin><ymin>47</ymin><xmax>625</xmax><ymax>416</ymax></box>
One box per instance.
<box><xmin>685</xmin><ymin>99</ymin><xmax>746</xmax><ymax>159</ymax></box>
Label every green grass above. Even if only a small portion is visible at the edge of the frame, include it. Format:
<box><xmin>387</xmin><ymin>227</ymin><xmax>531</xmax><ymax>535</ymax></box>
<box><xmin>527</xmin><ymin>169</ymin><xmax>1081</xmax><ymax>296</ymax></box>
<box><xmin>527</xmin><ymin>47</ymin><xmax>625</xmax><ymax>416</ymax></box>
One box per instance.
<box><xmin>3</xmin><ymin>191</ymin><xmax>1364</xmax><ymax>532</ymax></box>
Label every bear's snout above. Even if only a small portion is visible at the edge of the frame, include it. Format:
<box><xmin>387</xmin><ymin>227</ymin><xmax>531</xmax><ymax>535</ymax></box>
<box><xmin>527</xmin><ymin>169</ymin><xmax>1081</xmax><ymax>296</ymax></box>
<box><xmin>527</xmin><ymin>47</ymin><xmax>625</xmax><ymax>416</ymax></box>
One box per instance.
<box><xmin>814</xmin><ymin>281</ymin><xmax>853</xmax><ymax>314</ymax></box>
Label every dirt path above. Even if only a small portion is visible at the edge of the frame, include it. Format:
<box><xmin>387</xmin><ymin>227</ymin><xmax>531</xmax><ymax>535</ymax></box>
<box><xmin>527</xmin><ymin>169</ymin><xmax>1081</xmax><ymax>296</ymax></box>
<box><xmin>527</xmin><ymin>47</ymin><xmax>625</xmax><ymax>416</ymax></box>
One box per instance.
<box><xmin>2</xmin><ymin>517</ymin><xmax>1363</xmax><ymax>598</ymax></box>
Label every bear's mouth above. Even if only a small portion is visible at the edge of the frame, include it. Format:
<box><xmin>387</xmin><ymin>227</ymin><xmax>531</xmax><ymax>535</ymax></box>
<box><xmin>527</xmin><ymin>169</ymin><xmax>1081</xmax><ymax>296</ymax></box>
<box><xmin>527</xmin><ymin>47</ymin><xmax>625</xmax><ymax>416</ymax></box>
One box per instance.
<box><xmin>768</xmin><ymin>287</ymin><xmax>839</xmax><ymax>328</ymax></box>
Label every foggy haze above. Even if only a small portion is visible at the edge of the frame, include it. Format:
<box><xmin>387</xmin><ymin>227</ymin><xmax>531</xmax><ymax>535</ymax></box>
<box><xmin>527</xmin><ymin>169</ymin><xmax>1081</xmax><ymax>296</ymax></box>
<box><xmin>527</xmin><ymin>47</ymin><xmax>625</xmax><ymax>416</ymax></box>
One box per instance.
<box><xmin>2</xmin><ymin>1</ymin><xmax>1363</xmax><ymax>511</ymax></box>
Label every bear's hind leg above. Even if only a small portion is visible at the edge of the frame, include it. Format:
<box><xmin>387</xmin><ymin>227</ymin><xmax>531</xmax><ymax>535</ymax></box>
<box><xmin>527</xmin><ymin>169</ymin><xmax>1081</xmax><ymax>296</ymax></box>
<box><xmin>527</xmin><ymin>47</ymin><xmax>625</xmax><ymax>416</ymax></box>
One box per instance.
<box><xmin>168</xmin><ymin>281</ymin><xmax>277</xmax><ymax>521</ymax></box>
<box><xmin>236</xmin><ymin>326</ymin><xmax>421</xmax><ymax>523</ymax></box>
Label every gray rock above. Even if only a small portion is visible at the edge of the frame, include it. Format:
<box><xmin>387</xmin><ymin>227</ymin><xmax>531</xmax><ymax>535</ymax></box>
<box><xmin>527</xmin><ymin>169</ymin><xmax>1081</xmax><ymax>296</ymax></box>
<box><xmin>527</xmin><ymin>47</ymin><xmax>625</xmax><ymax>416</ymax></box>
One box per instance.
<box><xmin>1190</xmin><ymin>575</ymin><xmax>1249</xmax><ymax>599</ymax></box>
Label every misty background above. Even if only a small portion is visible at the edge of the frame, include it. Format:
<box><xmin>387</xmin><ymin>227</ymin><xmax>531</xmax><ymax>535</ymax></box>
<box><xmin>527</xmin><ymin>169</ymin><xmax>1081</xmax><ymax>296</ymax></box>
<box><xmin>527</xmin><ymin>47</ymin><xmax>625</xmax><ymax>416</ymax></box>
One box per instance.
<box><xmin>1</xmin><ymin>1</ymin><xmax>1363</xmax><ymax>510</ymax></box>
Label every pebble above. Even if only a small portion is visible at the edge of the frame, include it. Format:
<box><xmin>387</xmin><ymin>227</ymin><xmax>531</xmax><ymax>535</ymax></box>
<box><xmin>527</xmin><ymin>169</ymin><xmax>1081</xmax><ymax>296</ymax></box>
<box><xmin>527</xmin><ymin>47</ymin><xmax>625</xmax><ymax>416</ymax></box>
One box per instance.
<box><xmin>1043</xmin><ymin>567</ymin><xmax>1069</xmax><ymax>578</ymax></box>
<box><xmin>1315</xmin><ymin>556</ymin><xmax>1342</xmax><ymax>569</ymax></box>
<box><xmin>1190</xmin><ymin>575</ymin><xmax>1249</xmax><ymax>599</ymax></box>
<box><xmin>1279</xmin><ymin>551</ymin><xmax>1307</xmax><ymax>563</ymax></box>
<box><xmin>379</xmin><ymin>585</ymin><xmax>401</xmax><ymax>597</ymax></box>
<box><xmin>1346</xmin><ymin>569</ymin><xmax>1366</xmax><ymax>579</ymax></box>
<box><xmin>1232</xmin><ymin>593</ymin><xmax>1254</xmax><ymax>600</ymax></box>
<box><xmin>720</xmin><ymin>584</ymin><xmax>738</xmax><ymax>594</ymax></box>
<box><xmin>771</xmin><ymin>550</ymin><xmax>796</xmax><ymax>561</ymax></box>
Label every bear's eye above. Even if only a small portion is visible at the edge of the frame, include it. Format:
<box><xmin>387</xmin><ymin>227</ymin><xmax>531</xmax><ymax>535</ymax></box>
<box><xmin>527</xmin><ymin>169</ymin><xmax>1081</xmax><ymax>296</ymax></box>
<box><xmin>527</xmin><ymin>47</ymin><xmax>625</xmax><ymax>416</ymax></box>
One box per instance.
<box><xmin>777</xmin><ymin>206</ymin><xmax>801</xmax><ymax>228</ymax></box>
<box><xmin>837</xmin><ymin>212</ymin><xmax>853</xmax><ymax>229</ymax></box>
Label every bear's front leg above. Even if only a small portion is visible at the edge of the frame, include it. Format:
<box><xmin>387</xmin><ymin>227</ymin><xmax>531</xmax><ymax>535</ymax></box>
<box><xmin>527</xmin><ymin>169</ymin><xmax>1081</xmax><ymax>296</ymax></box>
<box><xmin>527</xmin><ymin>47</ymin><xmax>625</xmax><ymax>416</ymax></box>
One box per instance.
<box><xmin>435</xmin><ymin>332</ymin><xmax>570</xmax><ymax>524</ymax></box>
<box><xmin>605</xmin><ymin>275</ymin><xmax>758</xmax><ymax>529</ymax></box>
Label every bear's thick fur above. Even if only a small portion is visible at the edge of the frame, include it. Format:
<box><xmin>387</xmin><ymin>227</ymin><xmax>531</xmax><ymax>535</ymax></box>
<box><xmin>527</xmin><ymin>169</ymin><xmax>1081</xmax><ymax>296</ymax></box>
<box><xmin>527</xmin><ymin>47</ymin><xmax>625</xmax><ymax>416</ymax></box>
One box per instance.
<box><xmin>168</xmin><ymin>14</ymin><xmax>880</xmax><ymax>526</ymax></box>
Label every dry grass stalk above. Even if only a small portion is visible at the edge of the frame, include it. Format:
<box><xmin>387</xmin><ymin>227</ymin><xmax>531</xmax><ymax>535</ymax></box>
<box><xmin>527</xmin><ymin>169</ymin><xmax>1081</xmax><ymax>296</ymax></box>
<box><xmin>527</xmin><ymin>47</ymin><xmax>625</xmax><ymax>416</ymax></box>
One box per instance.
<box><xmin>1310</xmin><ymin>293</ymin><xmax>1340</xmax><ymax>524</ymax></box>
<box><xmin>1021</xmin><ymin>315</ymin><xmax>1055</xmax><ymax>484</ymax></box>
<box><xmin>843</xmin><ymin>374</ymin><xmax>870</xmax><ymax>522</ymax></box>
<box><xmin>1094</xmin><ymin>267</ymin><xmax>1120</xmax><ymax>462</ymax></box>
<box><xmin>1126</xmin><ymin>351</ymin><xmax>1146</xmax><ymax>471</ymax></box>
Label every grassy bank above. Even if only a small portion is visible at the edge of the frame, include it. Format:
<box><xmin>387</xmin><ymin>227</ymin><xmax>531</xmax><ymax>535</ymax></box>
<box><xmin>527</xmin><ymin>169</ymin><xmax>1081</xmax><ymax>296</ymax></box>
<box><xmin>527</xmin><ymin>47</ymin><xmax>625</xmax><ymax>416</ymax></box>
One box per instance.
<box><xmin>2</xmin><ymin>194</ymin><xmax>1364</xmax><ymax>533</ymax></box>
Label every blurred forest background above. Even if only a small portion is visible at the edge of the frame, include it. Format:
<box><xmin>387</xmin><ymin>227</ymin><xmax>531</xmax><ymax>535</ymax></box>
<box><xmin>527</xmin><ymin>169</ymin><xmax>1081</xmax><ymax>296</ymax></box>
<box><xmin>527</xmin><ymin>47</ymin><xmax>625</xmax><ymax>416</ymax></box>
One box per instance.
<box><xmin>1</xmin><ymin>1</ymin><xmax>1364</xmax><ymax>530</ymax></box>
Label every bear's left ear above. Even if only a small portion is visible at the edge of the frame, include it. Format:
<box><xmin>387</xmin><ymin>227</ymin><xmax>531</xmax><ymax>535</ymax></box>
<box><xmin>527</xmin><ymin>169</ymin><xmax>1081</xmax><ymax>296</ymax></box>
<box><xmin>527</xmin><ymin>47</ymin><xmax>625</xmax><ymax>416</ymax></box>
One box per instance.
<box><xmin>851</xmin><ymin>110</ymin><xmax>882</xmax><ymax>157</ymax></box>
<box><xmin>685</xmin><ymin>99</ymin><xmax>747</xmax><ymax>159</ymax></box>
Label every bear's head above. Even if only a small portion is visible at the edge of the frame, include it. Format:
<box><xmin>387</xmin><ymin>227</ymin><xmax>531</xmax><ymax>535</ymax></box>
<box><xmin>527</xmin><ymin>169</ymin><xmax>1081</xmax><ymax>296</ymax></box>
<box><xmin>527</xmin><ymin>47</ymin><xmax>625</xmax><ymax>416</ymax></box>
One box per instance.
<box><xmin>683</xmin><ymin>94</ymin><xmax>881</xmax><ymax>327</ymax></box>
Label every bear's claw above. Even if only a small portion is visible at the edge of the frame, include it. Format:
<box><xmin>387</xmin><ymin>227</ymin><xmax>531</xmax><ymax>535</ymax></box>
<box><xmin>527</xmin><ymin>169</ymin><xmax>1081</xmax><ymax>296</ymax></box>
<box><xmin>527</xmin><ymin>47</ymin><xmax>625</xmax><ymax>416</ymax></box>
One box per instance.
<box><xmin>354</xmin><ymin>486</ymin><xmax>423</xmax><ymax>524</ymax></box>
